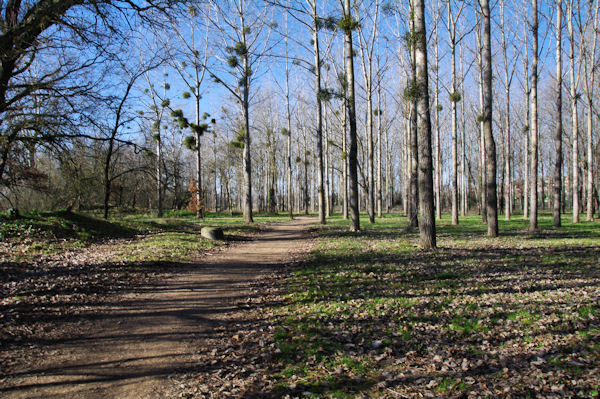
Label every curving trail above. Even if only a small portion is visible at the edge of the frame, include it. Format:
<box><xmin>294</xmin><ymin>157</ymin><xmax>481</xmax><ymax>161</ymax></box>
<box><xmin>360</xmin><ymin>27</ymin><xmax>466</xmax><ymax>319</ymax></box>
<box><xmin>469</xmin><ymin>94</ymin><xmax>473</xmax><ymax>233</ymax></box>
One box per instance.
<box><xmin>1</xmin><ymin>217</ymin><xmax>316</xmax><ymax>399</ymax></box>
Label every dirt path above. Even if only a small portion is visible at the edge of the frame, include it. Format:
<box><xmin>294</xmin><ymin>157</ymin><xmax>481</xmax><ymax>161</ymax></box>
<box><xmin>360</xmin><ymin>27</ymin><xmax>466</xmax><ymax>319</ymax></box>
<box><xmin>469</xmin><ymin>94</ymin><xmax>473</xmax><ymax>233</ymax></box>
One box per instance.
<box><xmin>1</xmin><ymin>217</ymin><xmax>316</xmax><ymax>399</ymax></box>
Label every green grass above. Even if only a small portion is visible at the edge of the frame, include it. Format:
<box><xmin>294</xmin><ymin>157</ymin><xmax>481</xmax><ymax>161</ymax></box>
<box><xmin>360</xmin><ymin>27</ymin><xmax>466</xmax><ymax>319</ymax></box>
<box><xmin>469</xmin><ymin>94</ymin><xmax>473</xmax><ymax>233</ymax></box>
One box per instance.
<box><xmin>0</xmin><ymin>209</ymin><xmax>294</xmax><ymax>262</ymax></box>
<box><xmin>0</xmin><ymin>209</ymin><xmax>133</xmax><ymax>241</ymax></box>
<box><xmin>271</xmin><ymin>211</ymin><xmax>600</xmax><ymax>398</ymax></box>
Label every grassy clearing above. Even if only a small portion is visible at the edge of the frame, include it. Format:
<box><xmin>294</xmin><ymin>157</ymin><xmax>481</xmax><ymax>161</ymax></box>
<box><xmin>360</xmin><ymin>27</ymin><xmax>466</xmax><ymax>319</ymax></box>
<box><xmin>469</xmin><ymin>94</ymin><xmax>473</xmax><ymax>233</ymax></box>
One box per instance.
<box><xmin>0</xmin><ymin>209</ymin><xmax>293</xmax><ymax>263</ymax></box>
<box><xmin>272</xmin><ymin>212</ymin><xmax>600</xmax><ymax>398</ymax></box>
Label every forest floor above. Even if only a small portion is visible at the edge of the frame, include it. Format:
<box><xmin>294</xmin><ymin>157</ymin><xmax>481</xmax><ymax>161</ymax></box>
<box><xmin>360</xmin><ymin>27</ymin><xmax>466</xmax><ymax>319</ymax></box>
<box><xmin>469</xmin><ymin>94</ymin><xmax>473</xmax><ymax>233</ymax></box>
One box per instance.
<box><xmin>1</xmin><ymin>210</ymin><xmax>599</xmax><ymax>398</ymax></box>
<box><xmin>0</xmin><ymin>211</ymin><xmax>312</xmax><ymax>398</ymax></box>
<box><xmin>266</xmin><ymin>213</ymin><xmax>600</xmax><ymax>398</ymax></box>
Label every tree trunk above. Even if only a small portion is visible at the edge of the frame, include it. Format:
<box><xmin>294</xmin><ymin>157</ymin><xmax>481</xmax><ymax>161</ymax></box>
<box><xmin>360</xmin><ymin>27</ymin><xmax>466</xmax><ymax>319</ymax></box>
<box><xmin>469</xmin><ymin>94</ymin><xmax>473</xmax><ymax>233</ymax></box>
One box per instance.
<box><xmin>196</xmin><ymin>133</ymin><xmax>203</xmax><ymax>219</ymax></box>
<box><xmin>500</xmin><ymin>3</ymin><xmax>511</xmax><ymax>221</ymax></box>
<box><xmin>214</xmin><ymin>132</ymin><xmax>218</xmax><ymax>214</ymax></box>
<box><xmin>553</xmin><ymin>0</ymin><xmax>563</xmax><ymax>227</ymax></box>
<box><xmin>103</xmin><ymin>141</ymin><xmax>114</xmax><ymax>219</ymax></box>
<box><xmin>386</xmin><ymin>115</ymin><xmax>392</xmax><ymax>213</ymax></box>
<box><xmin>586</xmin><ymin>101</ymin><xmax>594</xmax><ymax>221</ymax></box>
<box><xmin>523</xmin><ymin>21</ymin><xmax>530</xmax><ymax>218</ymax></box>
<box><xmin>242</xmin><ymin>50</ymin><xmax>253</xmax><ymax>223</ymax></box>
<box><xmin>312</xmin><ymin>5</ymin><xmax>326</xmax><ymax>225</ymax></box>
<box><xmin>460</xmin><ymin>46</ymin><xmax>467</xmax><ymax>216</ymax></box>
<box><xmin>481</xmin><ymin>0</ymin><xmax>498</xmax><ymax>237</ymax></box>
<box><xmin>377</xmin><ymin>86</ymin><xmax>383</xmax><ymax>219</ymax></box>
<box><xmin>476</xmin><ymin>23</ymin><xmax>487</xmax><ymax>223</ymax></box>
<box><xmin>414</xmin><ymin>0</ymin><xmax>436</xmax><ymax>249</ymax></box>
<box><xmin>285</xmin><ymin>34</ymin><xmax>293</xmax><ymax>220</ymax></box>
<box><xmin>529</xmin><ymin>0</ymin><xmax>539</xmax><ymax>233</ymax></box>
<box><xmin>343</xmin><ymin>97</ymin><xmax>349</xmax><ymax>219</ymax></box>
<box><xmin>583</xmin><ymin>2</ymin><xmax>599</xmax><ymax>221</ymax></box>
<box><xmin>367</xmin><ymin>83</ymin><xmax>375</xmax><ymax>223</ymax></box>
<box><xmin>156</xmin><ymin>135</ymin><xmax>163</xmax><ymax>218</ymax></box>
<box><xmin>434</xmin><ymin>15</ymin><xmax>442</xmax><ymax>220</ymax></box>
<box><xmin>325</xmin><ymin>116</ymin><xmax>331</xmax><ymax>217</ymax></box>
<box><xmin>448</xmin><ymin>2</ymin><xmax>459</xmax><ymax>225</ymax></box>
<box><xmin>567</xmin><ymin>1</ymin><xmax>579</xmax><ymax>223</ymax></box>
<box><xmin>408</xmin><ymin>10</ymin><xmax>419</xmax><ymax>229</ymax></box>
<box><xmin>404</xmin><ymin>117</ymin><xmax>409</xmax><ymax>216</ymax></box>
<box><xmin>303</xmin><ymin>126</ymin><xmax>309</xmax><ymax>215</ymax></box>
<box><xmin>344</xmin><ymin>0</ymin><xmax>360</xmax><ymax>232</ymax></box>
<box><xmin>409</xmin><ymin>101</ymin><xmax>419</xmax><ymax>228</ymax></box>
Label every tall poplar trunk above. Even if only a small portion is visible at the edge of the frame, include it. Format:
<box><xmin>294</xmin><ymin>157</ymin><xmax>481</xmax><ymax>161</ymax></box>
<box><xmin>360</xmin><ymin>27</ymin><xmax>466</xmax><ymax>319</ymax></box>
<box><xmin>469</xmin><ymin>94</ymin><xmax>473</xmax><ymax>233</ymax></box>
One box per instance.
<box><xmin>529</xmin><ymin>0</ymin><xmax>539</xmax><ymax>232</ymax></box>
<box><xmin>367</xmin><ymin>87</ymin><xmax>375</xmax><ymax>223</ymax></box>
<box><xmin>303</xmin><ymin>126</ymin><xmax>309</xmax><ymax>214</ymax></box>
<box><xmin>343</xmin><ymin>97</ymin><xmax>349</xmax><ymax>219</ymax></box>
<box><xmin>567</xmin><ymin>1</ymin><xmax>579</xmax><ymax>223</ymax></box>
<box><xmin>386</xmin><ymin>121</ymin><xmax>392</xmax><ymax>212</ymax></box>
<box><xmin>460</xmin><ymin>45</ymin><xmax>467</xmax><ymax>216</ymax></box>
<box><xmin>553</xmin><ymin>0</ymin><xmax>563</xmax><ymax>227</ymax></box>
<box><xmin>343</xmin><ymin>0</ymin><xmax>360</xmax><ymax>231</ymax></box>
<box><xmin>481</xmin><ymin>0</ymin><xmax>498</xmax><ymax>237</ymax></box>
<box><xmin>409</xmin><ymin>94</ymin><xmax>419</xmax><ymax>228</ymax></box>
<box><xmin>241</xmin><ymin>97</ymin><xmax>252</xmax><ymax>222</ymax></box>
<box><xmin>447</xmin><ymin>1</ymin><xmax>460</xmax><ymax>225</ymax></box>
<box><xmin>503</xmin><ymin>92</ymin><xmax>511</xmax><ymax>221</ymax></box>
<box><xmin>213</xmin><ymin>132</ymin><xmax>218</xmax><ymax>213</ymax></box>
<box><xmin>325</xmin><ymin>116</ymin><xmax>331</xmax><ymax>217</ymax></box>
<box><xmin>414</xmin><ymin>0</ymin><xmax>436</xmax><ymax>249</ymax></box>
<box><xmin>523</xmin><ymin>22</ymin><xmax>530</xmax><ymax>218</ymax></box>
<box><xmin>403</xmin><ymin>117</ymin><xmax>409</xmax><ymax>216</ymax></box>
<box><xmin>156</xmin><ymin>135</ymin><xmax>163</xmax><ymax>218</ymax></box>
<box><xmin>408</xmin><ymin>9</ymin><xmax>419</xmax><ymax>229</ymax></box>
<box><xmin>476</xmin><ymin>22</ymin><xmax>486</xmax><ymax>223</ymax></box>
<box><xmin>585</xmin><ymin>101</ymin><xmax>594</xmax><ymax>221</ymax></box>
<box><xmin>284</xmin><ymin>28</ymin><xmax>293</xmax><ymax>220</ymax></box>
<box><xmin>367</xmin><ymin>84</ymin><xmax>375</xmax><ymax>223</ymax></box>
<box><xmin>195</xmin><ymin>100</ymin><xmax>203</xmax><ymax>219</ymax></box>
<box><xmin>357</xmin><ymin>5</ymin><xmax>379</xmax><ymax>224</ymax></box>
<box><xmin>434</xmin><ymin>10</ymin><xmax>442</xmax><ymax>220</ymax></box>
<box><xmin>500</xmin><ymin>3</ymin><xmax>512</xmax><ymax>221</ymax></box>
<box><xmin>377</xmin><ymin>85</ymin><xmax>383</xmax><ymax>218</ymax></box>
<box><xmin>312</xmin><ymin>2</ymin><xmax>325</xmax><ymax>225</ymax></box>
<box><xmin>582</xmin><ymin>2</ymin><xmax>599</xmax><ymax>221</ymax></box>
<box><xmin>240</xmin><ymin>20</ymin><xmax>253</xmax><ymax>223</ymax></box>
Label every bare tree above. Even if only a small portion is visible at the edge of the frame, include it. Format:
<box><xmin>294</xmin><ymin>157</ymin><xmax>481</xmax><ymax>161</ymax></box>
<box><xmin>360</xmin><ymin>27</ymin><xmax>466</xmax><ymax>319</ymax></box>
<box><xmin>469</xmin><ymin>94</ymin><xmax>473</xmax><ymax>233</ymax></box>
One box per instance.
<box><xmin>168</xmin><ymin>5</ymin><xmax>211</xmax><ymax>218</ymax></box>
<box><xmin>357</xmin><ymin>1</ymin><xmax>381</xmax><ymax>224</ymax></box>
<box><xmin>481</xmin><ymin>0</ymin><xmax>498</xmax><ymax>237</ymax></box>
<box><xmin>99</xmin><ymin>65</ymin><xmax>156</xmax><ymax>219</ymax></box>
<box><xmin>522</xmin><ymin>13</ymin><xmax>531</xmax><ymax>219</ymax></box>
<box><xmin>0</xmin><ymin>1</ymin><xmax>174</xmax><ymax>186</ymax></box>
<box><xmin>499</xmin><ymin>2</ymin><xmax>517</xmax><ymax>221</ymax></box>
<box><xmin>407</xmin><ymin>1</ymin><xmax>419</xmax><ymax>229</ymax></box>
<box><xmin>433</xmin><ymin>0</ymin><xmax>442</xmax><ymax>220</ymax></box>
<box><xmin>340</xmin><ymin>0</ymin><xmax>360</xmax><ymax>232</ymax></box>
<box><xmin>566</xmin><ymin>0</ymin><xmax>581</xmax><ymax>223</ymax></box>
<box><xmin>459</xmin><ymin>42</ymin><xmax>468</xmax><ymax>216</ymax></box>
<box><xmin>577</xmin><ymin>0</ymin><xmax>600</xmax><ymax>221</ymax></box>
<box><xmin>283</xmin><ymin>16</ymin><xmax>294</xmax><ymax>220</ymax></box>
<box><xmin>144</xmin><ymin>71</ymin><xmax>171</xmax><ymax>218</ymax></box>
<box><xmin>271</xmin><ymin>0</ymin><xmax>335</xmax><ymax>224</ymax></box>
<box><xmin>376</xmin><ymin>76</ymin><xmax>384</xmax><ymax>218</ymax></box>
<box><xmin>202</xmin><ymin>0</ymin><xmax>272</xmax><ymax>223</ymax></box>
<box><xmin>474</xmin><ymin>9</ymin><xmax>487</xmax><ymax>223</ymax></box>
<box><xmin>413</xmin><ymin>0</ymin><xmax>436</xmax><ymax>249</ymax></box>
<box><xmin>554</xmin><ymin>0</ymin><xmax>563</xmax><ymax>227</ymax></box>
<box><xmin>310</xmin><ymin>0</ymin><xmax>326</xmax><ymax>225</ymax></box>
<box><xmin>446</xmin><ymin>0</ymin><xmax>466</xmax><ymax>225</ymax></box>
<box><xmin>529</xmin><ymin>0</ymin><xmax>539</xmax><ymax>233</ymax></box>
